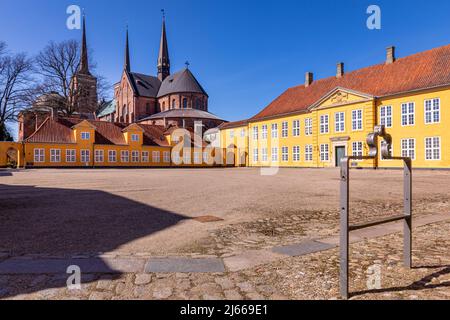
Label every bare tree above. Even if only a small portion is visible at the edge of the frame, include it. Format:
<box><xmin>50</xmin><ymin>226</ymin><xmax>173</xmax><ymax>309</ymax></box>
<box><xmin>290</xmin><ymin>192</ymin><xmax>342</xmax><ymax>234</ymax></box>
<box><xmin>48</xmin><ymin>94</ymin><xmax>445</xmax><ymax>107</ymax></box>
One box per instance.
<box><xmin>34</xmin><ymin>40</ymin><xmax>110</xmax><ymax>116</ymax></box>
<box><xmin>0</xmin><ymin>42</ymin><xmax>34</xmax><ymax>140</ymax></box>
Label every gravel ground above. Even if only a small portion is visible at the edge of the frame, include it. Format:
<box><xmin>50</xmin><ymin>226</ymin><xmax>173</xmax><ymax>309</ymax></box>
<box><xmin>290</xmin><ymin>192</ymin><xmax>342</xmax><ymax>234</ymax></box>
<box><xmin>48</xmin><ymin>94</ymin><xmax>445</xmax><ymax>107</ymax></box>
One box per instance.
<box><xmin>1</xmin><ymin>168</ymin><xmax>449</xmax><ymax>300</ymax></box>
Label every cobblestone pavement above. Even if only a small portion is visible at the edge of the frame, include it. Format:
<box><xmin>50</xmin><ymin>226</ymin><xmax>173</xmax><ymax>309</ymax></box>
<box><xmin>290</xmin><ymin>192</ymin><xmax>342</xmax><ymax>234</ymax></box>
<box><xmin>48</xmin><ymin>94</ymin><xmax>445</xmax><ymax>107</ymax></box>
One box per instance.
<box><xmin>1</xmin><ymin>220</ymin><xmax>449</xmax><ymax>300</ymax></box>
<box><xmin>179</xmin><ymin>196</ymin><xmax>449</xmax><ymax>257</ymax></box>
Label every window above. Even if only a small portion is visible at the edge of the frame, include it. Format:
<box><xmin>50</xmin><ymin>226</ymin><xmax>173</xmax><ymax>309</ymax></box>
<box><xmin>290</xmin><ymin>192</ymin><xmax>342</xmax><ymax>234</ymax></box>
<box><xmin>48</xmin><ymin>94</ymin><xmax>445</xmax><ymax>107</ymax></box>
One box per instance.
<box><xmin>194</xmin><ymin>152</ymin><xmax>201</xmax><ymax>164</ymax></box>
<box><xmin>121</xmin><ymin>150</ymin><xmax>129</xmax><ymax>162</ymax></box>
<box><xmin>81</xmin><ymin>132</ymin><xmax>90</xmax><ymax>140</ymax></box>
<box><xmin>253</xmin><ymin>148</ymin><xmax>259</xmax><ymax>162</ymax></box>
<box><xmin>305</xmin><ymin>118</ymin><xmax>312</xmax><ymax>136</ymax></box>
<box><xmin>320</xmin><ymin>144</ymin><xmax>329</xmax><ymax>162</ymax></box>
<box><xmin>182</xmin><ymin>98</ymin><xmax>188</xmax><ymax>109</ymax></box>
<box><xmin>401</xmin><ymin>102</ymin><xmax>415</xmax><ymax>126</ymax></box>
<box><xmin>183</xmin><ymin>152</ymin><xmax>191</xmax><ymax>164</ymax></box>
<box><xmin>229</xmin><ymin>130</ymin><xmax>234</xmax><ymax>139</ymax></box>
<box><xmin>50</xmin><ymin>149</ymin><xmax>61</xmax><ymax>162</ymax></box>
<box><xmin>293</xmin><ymin>146</ymin><xmax>300</xmax><ymax>162</ymax></box>
<box><xmin>131</xmin><ymin>151</ymin><xmax>139</xmax><ymax>162</ymax></box>
<box><xmin>66</xmin><ymin>149</ymin><xmax>76</xmax><ymax>163</ymax></box>
<box><xmin>94</xmin><ymin>150</ymin><xmax>104</xmax><ymax>163</ymax></box>
<box><xmin>131</xmin><ymin>134</ymin><xmax>139</xmax><ymax>142</ymax></box>
<box><xmin>335</xmin><ymin>112</ymin><xmax>345</xmax><ymax>133</ymax></box>
<box><xmin>282</xmin><ymin>121</ymin><xmax>288</xmax><ymax>138</ymax></box>
<box><xmin>292</xmin><ymin>120</ymin><xmax>300</xmax><ymax>137</ymax></box>
<box><xmin>380</xmin><ymin>106</ymin><xmax>392</xmax><ymax>128</ymax></box>
<box><xmin>163</xmin><ymin>151</ymin><xmax>171</xmax><ymax>163</ymax></box>
<box><xmin>240</xmin><ymin>128</ymin><xmax>246</xmax><ymax>138</ymax></box>
<box><xmin>425</xmin><ymin>99</ymin><xmax>440</xmax><ymax>124</ymax></box>
<box><xmin>196</xmin><ymin>98</ymin><xmax>201</xmax><ymax>109</ymax></box>
<box><xmin>320</xmin><ymin>115</ymin><xmax>329</xmax><ymax>134</ymax></box>
<box><xmin>401</xmin><ymin>139</ymin><xmax>415</xmax><ymax>160</ymax></box>
<box><xmin>352</xmin><ymin>109</ymin><xmax>363</xmax><ymax>131</ymax></box>
<box><xmin>271</xmin><ymin>123</ymin><xmax>278</xmax><ymax>139</ymax></box>
<box><xmin>172</xmin><ymin>152</ymin><xmax>181</xmax><ymax>164</ymax></box>
<box><xmin>305</xmin><ymin>145</ymin><xmax>313</xmax><ymax>161</ymax></box>
<box><xmin>271</xmin><ymin>147</ymin><xmax>278</xmax><ymax>162</ymax></box>
<box><xmin>142</xmin><ymin>151</ymin><xmax>149</xmax><ymax>162</ymax></box>
<box><xmin>203</xmin><ymin>151</ymin><xmax>209</xmax><ymax>163</ymax></box>
<box><xmin>252</xmin><ymin>127</ymin><xmax>259</xmax><ymax>140</ymax></box>
<box><xmin>261</xmin><ymin>148</ymin><xmax>268</xmax><ymax>162</ymax></box>
<box><xmin>172</xmin><ymin>99</ymin><xmax>176</xmax><ymax>109</ymax></box>
<box><xmin>81</xmin><ymin>150</ymin><xmax>90</xmax><ymax>163</ymax></box>
<box><xmin>281</xmin><ymin>146</ymin><xmax>289</xmax><ymax>162</ymax></box>
<box><xmin>261</xmin><ymin>125</ymin><xmax>268</xmax><ymax>139</ymax></box>
<box><xmin>108</xmin><ymin>150</ymin><xmax>116</xmax><ymax>162</ymax></box>
<box><xmin>152</xmin><ymin>151</ymin><xmax>160</xmax><ymax>163</ymax></box>
<box><xmin>425</xmin><ymin>137</ymin><xmax>440</xmax><ymax>160</ymax></box>
<box><xmin>352</xmin><ymin>142</ymin><xmax>363</xmax><ymax>157</ymax></box>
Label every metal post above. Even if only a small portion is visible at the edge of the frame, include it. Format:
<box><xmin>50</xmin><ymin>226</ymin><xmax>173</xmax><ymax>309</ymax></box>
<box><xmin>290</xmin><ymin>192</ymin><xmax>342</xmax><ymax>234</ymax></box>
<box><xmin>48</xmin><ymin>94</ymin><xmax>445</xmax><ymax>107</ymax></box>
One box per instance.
<box><xmin>403</xmin><ymin>158</ymin><xmax>412</xmax><ymax>268</ymax></box>
<box><xmin>340</xmin><ymin>158</ymin><xmax>349</xmax><ymax>299</ymax></box>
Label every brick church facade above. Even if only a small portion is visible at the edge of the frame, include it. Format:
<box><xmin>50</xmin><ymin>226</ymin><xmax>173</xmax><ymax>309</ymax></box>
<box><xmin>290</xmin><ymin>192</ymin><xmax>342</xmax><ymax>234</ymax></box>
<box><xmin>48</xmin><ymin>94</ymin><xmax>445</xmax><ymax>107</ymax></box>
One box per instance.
<box><xmin>101</xmin><ymin>16</ymin><xmax>225</xmax><ymax>131</ymax></box>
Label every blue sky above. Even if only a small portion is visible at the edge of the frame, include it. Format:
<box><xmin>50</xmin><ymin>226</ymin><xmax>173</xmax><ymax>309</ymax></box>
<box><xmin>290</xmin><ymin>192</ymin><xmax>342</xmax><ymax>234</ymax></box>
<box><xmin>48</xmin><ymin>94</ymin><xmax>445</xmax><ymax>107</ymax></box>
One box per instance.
<box><xmin>2</xmin><ymin>0</ymin><xmax>450</xmax><ymax>129</ymax></box>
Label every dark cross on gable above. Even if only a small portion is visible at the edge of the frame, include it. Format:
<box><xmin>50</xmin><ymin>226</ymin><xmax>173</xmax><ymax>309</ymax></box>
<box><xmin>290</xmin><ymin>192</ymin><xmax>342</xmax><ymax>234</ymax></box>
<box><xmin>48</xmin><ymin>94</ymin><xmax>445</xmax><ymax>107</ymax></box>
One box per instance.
<box><xmin>185</xmin><ymin>61</ymin><xmax>190</xmax><ymax>69</ymax></box>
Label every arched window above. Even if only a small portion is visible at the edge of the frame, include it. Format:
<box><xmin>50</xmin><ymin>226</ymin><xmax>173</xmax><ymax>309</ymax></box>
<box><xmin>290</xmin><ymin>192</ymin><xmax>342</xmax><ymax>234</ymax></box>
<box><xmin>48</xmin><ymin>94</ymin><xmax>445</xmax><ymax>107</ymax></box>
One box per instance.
<box><xmin>182</xmin><ymin>98</ymin><xmax>188</xmax><ymax>109</ymax></box>
<box><xmin>162</xmin><ymin>101</ymin><xmax>166</xmax><ymax>110</ymax></box>
<box><xmin>122</xmin><ymin>105</ymin><xmax>127</xmax><ymax>117</ymax></box>
<box><xmin>172</xmin><ymin>99</ymin><xmax>176</xmax><ymax>109</ymax></box>
<box><xmin>196</xmin><ymin>98</ymin><xmax>201</xmax><ymax>109</ymax></box>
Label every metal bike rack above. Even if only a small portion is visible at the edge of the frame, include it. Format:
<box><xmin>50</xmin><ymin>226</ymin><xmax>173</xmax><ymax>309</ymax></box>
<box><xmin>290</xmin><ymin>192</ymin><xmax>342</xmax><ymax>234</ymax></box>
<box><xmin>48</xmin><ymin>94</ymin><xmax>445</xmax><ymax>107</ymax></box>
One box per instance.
<box><xmin>340</xmin><ymin>125</ymin><xmax>412</xmax><ymax>299</ymax></box>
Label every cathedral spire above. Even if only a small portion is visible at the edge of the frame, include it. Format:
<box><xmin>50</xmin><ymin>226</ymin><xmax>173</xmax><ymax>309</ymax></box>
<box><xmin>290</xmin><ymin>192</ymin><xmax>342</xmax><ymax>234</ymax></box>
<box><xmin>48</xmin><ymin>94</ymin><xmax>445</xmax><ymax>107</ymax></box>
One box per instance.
<box><xmin>157</xmin><ymin>10</ymin><xmax>170</xmax><ymax>81</ymax></box>
<box><xmin>79</xmin><ymin>14</ymin><xmax>91</xmax><ymax>75</ymax></box>
<box><xmin>124</xmin><ymin>27</ymin><xmax>131</xmax><ymax>72</ymax></box>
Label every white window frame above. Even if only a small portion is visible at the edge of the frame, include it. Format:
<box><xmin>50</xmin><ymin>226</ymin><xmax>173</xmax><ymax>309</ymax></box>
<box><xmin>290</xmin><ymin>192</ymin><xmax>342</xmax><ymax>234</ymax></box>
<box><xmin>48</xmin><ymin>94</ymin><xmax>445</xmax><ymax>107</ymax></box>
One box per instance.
<box><xmin>81</xmin><ymin>132</ymin><xmax>90</xmax><ymax>140</ymax></box>
<box><xmin>305</xmin><ymin>145</ymin><xmax>313</xmax><ymax>162</ymax></box>
<box><xmin>50</xmin><ymin>149</ymin><xmax>61</xmax><ymax>163</ymax></box>
<box><xmin>320</xmin><ymin>115</ymin><xmax>329</xmax><ymax>134</ymax></box>
<box><xmin>121</xmin><ymin>150</ymin><xmax>129</xmax><ymax>163</ymax></box>
<box><xmin>293</xmin><ymin>146</ymin><xmax>300</xmax><ymax>162</ymax></box>
<box><xmin>271</xmin><ymin>123</ymin><xmax>278</xmax><ymax>139</ymax></box>
<box><xmin>229</xmin><ymin>130</ymin><xmax>234</xmax><ymax>139</ymax></box>
<box><xmin>425</xmin><ymin>137</ymin><xmax>441</xmax><ymax>161</ymax></box>
<box><xmin>320</xmin><ymin>144</ymin><xmax>329</xmax><ymax>162</ymax></box>
<box><xmin>271</xmin><ymin>147</ymin><xmax>278</xmax><ymax>162</ymax></box>
<box><xmin>281</xmin><ymin>146</ymin><xmax>289</xmax><ymax>162</ymax></box>
<box><xmin>281</xmin><ymin>121</ymin><xmax>288</xmax><ymax>138</ymax></box>
<box><xmin>253</xmin><ymin>148</ymin><xmax>259</xmax><ymax>162</ymax></box>
<box><xmin>183</xmin><ymin>152</ymin><xmax>191</xmax><ymax>164</ymax></box>
<box><xmin>261</xmin><ymin>148</ymin><xmax>268</xmax><ymax>162</ymax></box>
<box><xmin>305</xmin><ymin>118</ymin><xmax>312</xmax><ymax>136</ymax></box>
<box><xmin>34</xmin><ymin>148</ymin><xmax>45</xmax><ymax>163</ymax></box>
<box><xmin>351</xmin><ymin>109</ymin><xmax>363</xmax><ymax>131</ymax></box>
<box><xmin>131</xmin><ymin>151</ymin><xmax>139</xmax><ymax>163</ymax></box>
<box><xmin>152</xmin><ymin>151</ymin><xmax>160</xmax><ymax>163</ymax></box>
<box><xmin>252</xmin><ymin>126</ymin><xmax>259</xmax><ymax>140</ymax></box>
<box><xmin>66</xmin><ymin>149</ymin><xmax>76</xmax><ymax>163</ymax></box>
<box><xmin>108</xmin><ymin>150</ymin><xmax>117</xmax><ymax>163</ymax></box>
<box><xmin>240</xmin><ymin>128</ymin><xmax>246</xmax><ymax>138</ymax></box>
<box><xmin>292</xmin><ymin>120</ymin><xmax>300</xmax><ymax>137</ymax></box>
<box><xmin>401</xmin><ymin>138</ymin><xmax>416</xmax><ymax>160</ymax></box>
<box><xmin>81</xmin><ymin>149</ymin><xmax>90</xmax><ymax>163</ymax></box>
<box><xmin>94</xmin><ymin>149</ymin><xmax>104</xmax><ymax>163</ymax></box>
<box><xmin>352</xmin><ymin>141</ymin><xmax>363</xmax><ymax>157</ymax></box>
<box><xmin>131</xmin><ymin>134</ymin><xmax>139</xmax><ymax>142</ymax></box>
<box><xmin>163</xmin><ymin>151</ymin><xmax>171</xmax><ymax>163</ymax></box>
<box><xmin>261</xmin><ymin>125</ymin><xmax>268</xmax><ymax>140</ymax></box>
<box><xmin>142</xmin><ymin>151</ymin><xmax>150</xmax><ymax>162</ymax></box>
<box><xmin>193</xmin><ymin>152</ymin><xmax>201</xmax><ymax>164</ymax></box>
<box><xmin>335</xmin><ymin>112</ymin><xmax>345</xmax><ymax>133</ymax></box>
<box><xmin>424</xmin><ymin>98</ymin><xmax>440</xmax><ymax>124</ymax></box>
<box><xmin>380</xmin><ymin>106</ymin><xmax>393</xmax><ymax>128</ymax></box>
<box><xmin>401</xmin><ymin>102</ymin><xmax>415</xmax><ymax>126</ymax></box>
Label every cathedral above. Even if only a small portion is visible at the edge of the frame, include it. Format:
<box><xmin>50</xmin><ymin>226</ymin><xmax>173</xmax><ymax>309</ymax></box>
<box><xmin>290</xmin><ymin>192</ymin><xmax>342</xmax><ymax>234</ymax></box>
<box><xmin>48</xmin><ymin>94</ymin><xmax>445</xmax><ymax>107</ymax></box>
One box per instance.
<box><xmin>97</xmin><ymin>15</ymin><xmax>225</xmax><ymax>131</ymax></box>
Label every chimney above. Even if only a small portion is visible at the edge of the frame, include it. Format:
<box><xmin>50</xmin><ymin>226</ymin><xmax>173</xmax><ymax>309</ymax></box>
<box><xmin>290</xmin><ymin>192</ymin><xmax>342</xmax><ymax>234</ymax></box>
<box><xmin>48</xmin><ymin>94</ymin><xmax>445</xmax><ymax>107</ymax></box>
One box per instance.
<box><xmin>336</xmin><ymin>62</ymin><xmax>344</xmax><ymax>78</ymax></box>
<box><xmin>305</xmin><ymin>72</ymin><xmax>313</xmax><ymax>87</ymax></box>
<box><xmin>386</xmin><ymin>46</ymin><xmax>396</xmax><ymax>64</ymax></box>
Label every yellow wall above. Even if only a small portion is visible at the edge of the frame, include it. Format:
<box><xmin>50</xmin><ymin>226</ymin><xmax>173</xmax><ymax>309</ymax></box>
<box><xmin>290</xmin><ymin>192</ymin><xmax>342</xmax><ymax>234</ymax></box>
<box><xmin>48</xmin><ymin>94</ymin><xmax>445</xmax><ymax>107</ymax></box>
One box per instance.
<box><xmin>221</xmin><ymin>85</ymin><xmax>450</xmax><ymax>169</ymax></box>
<box><xmin>0</xmin><ymin>142</ymin><xmax>23</xmax><ymax>168</ymax></box>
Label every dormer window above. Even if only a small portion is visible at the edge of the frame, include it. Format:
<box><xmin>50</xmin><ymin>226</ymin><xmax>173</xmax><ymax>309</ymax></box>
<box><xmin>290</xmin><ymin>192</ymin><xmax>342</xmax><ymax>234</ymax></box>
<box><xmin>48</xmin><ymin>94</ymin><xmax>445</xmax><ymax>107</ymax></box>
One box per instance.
<box><xmin>131</xmin><ymin>134</ymin><xmax>139</xmax><ymax>142</ymax></box>
<box><xmin>81</xmin><ymin>132</ymin><xmax>90</xmax><ymax>140</ymax></box>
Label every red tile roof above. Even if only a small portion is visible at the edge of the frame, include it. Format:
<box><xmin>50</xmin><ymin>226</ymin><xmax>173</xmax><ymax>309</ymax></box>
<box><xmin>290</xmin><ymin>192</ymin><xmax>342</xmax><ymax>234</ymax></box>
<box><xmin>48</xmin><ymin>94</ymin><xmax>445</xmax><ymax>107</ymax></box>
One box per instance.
<box><xmin>25</xmin><ymin>117</ymin><xmax>169</xmax><ymax>147</ymax></box>
<box><xmin>218</xmin><ymin>119</ymin><xmax>249</xmax><ymax>129</ymax></box>
<box><xmin>251</xmin><ymin>44</ymin><xmax>450</xmax><ymax>121</ymax></box>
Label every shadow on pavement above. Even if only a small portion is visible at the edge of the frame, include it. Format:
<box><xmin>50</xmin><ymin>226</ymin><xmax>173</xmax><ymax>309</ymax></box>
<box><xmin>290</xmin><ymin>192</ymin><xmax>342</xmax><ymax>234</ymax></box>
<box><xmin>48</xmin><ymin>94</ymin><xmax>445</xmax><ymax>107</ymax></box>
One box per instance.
<box><xmin>0</xmin><ymin>184</ymin><xmax>188</xmax><ymax>298</ymax></box>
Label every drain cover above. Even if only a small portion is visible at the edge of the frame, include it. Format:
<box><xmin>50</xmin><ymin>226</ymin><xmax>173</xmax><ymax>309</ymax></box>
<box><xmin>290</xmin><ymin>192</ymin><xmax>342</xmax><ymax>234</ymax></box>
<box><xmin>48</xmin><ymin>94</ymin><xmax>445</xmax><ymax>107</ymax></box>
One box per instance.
<box><xmin>193</xmin><ymin>216</ymin><xmax>224</xmax><ymax>223</ymax></box>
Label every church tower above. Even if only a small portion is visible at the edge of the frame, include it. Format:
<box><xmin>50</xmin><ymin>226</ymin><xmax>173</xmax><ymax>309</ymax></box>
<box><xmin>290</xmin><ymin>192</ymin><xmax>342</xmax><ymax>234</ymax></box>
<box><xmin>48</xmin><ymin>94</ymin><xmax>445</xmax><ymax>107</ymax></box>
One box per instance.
<box><xmin>71</xmin><ymin>15</ymin><xmax>98</xmax><ymax>114</ymax></box>
<box><xmin>157</xmin><ymin>13</ymin><xmax>170</xmax><ymax>81</ymax></box>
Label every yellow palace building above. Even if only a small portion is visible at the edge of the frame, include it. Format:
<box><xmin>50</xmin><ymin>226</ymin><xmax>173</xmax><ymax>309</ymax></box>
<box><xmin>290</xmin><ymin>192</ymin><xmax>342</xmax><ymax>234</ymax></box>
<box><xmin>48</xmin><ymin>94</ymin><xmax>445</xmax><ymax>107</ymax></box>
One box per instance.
<box><xmin>220</xmin><ymin>44</ymin><xmax>450</xmax><ymax>169</ymax></box>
